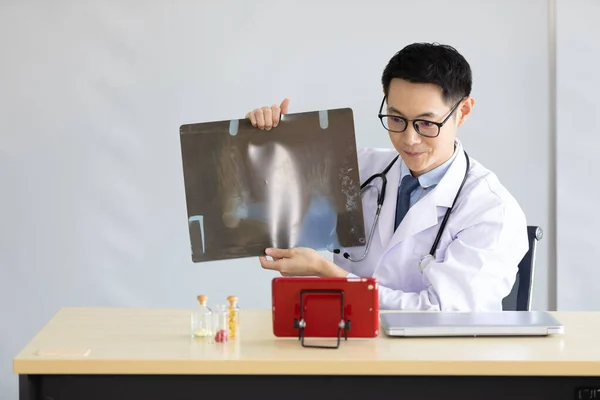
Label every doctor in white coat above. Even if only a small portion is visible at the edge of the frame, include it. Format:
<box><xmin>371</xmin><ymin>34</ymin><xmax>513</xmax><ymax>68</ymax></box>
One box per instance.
<box><xmin>250</xmin><ymin>42</ymin><xmax>529</xmax><ymax>311</ymax></box>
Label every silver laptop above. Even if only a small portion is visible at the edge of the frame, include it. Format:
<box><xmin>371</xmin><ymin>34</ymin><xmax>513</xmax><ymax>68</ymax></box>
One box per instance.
<box><xmin>381</xmin><ymin>311</ymin><xmax>564</xmax><ymax>337</ymax></box>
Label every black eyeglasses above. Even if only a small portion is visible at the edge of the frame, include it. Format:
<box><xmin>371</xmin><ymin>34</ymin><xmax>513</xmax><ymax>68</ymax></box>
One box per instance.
<box><xmin>377</xmin><ymin>96</ymin><xmax>464</xmax><ymax>138</ymax></box>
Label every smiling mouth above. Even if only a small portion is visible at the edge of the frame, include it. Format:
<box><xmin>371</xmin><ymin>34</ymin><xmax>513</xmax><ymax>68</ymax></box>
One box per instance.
<box><xmin>403</xmin><ymin>150</ymin><xmax>425</xmax><ymax>156</ymax></box>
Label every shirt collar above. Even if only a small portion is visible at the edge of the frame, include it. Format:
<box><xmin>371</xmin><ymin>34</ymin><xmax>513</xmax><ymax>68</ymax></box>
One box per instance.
<box><xmin>399</xmin><ymin>141</ymin><xmax>459</xmax><ymax>188</ymax></box>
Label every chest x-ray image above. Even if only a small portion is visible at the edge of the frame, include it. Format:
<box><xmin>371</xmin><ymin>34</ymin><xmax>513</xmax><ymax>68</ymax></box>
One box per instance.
<box><xmin>179</xmin><ymin>108</ymin><xmax>365</xmax><ymax>263</ymax></box>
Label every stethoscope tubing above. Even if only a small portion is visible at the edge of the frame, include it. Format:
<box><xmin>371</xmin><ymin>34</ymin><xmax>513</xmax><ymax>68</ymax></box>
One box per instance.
<box><xmin>337</xmin><ymin>150</ymin><xmax>470</xmax><ymax>264</ymax></box>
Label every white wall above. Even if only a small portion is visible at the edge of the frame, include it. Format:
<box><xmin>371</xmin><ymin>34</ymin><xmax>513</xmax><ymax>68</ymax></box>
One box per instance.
<box><xmin>556</xmin><ymin>0</ymin><xmax>600</xmax><ymax>310</ymax></box>
<box><xmin>1</xmin><ymin>1</ymin><xmax>554</xmax><ymax>398</ymax></box>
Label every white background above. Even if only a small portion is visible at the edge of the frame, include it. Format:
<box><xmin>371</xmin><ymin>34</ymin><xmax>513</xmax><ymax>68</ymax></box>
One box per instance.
<box><xmin>556</xmin><ymin>0</ymin><xmax>600</xmax><ymax>310</ymax></box>
<box><xmin>1</xmin><ymin>0</ymin><xmax>591</xmax><ymax>398</ymax></box>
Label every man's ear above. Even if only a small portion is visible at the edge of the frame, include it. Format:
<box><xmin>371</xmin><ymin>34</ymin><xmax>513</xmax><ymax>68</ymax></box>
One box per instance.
<box><xmin>457</xmin><ymin>97</ymin><xmax>475</xmax><ymax>126</ymax></box>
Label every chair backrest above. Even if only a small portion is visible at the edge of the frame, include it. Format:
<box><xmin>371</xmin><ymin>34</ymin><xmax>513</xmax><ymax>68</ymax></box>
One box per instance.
<box><xmin>502</xmin><ymin>226</ymin><xmax>543</xmax><ymax>311</ymax></box>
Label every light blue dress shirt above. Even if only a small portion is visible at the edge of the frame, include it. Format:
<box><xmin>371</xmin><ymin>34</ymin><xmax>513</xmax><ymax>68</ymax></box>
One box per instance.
<box><xmin>399</xmin><ymin>144</ymin><xmax>459</xmax><ymax>208</ymax></box>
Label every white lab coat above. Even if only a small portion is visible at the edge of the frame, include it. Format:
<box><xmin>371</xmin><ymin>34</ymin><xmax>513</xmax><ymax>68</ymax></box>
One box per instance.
<box><xmin>334</xmin><ymin>140</ymin><xmax>529</xmax><ymax>311</ymax></box>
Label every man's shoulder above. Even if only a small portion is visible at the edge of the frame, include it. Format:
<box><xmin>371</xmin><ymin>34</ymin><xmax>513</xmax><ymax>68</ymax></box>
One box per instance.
<box><xmin>356</xmin><ymin>147</ymin><xmax>398</xmax><ymax>173</ymax></box>
<box><xmin>468</xmin><ymin>158</ymin><xmax>517</xmax><ymax>202</ymax></box>
<box><xmin>461</xmin><ymin>156</ymin><xmax>526</xmax><ymax>223</ymax></box>
<box><xmin>358</xmin><ymin>146</ymin><xmax>397</xmax><ymax>158</ymax></box>
<box><xmin>455</xmin><ymin>155</ymin><xmax>529</xmax><ymax>260</ymax></box>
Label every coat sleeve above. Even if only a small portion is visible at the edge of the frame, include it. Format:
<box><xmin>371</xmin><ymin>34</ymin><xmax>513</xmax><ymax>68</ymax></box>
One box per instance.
<box><xmin>346</xmin><ymin>184</ymin><xmax>529</xmax><ymax>311</ymax></box>
<box><xmin>346</xmin><ymin>270</ymin><xmax>446</xmax><ymax>310</ymax></box>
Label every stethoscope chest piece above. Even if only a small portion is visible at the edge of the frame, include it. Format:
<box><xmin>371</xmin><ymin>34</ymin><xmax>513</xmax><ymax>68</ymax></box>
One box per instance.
<box><xmin>418</xmin><ymin>254</ymin><xmax>435</xmax><ymax>273</ymax></box>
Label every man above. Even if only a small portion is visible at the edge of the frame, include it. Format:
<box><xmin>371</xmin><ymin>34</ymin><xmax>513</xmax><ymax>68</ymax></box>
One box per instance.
<box><xmin>246</xmin><ymin>43</ymin><xmax>528</xmax><ymax>311</ymax></box>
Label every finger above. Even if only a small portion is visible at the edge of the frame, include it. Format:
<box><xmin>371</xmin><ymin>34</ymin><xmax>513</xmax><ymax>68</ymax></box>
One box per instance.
<box><xmin>246</xmin><ymin>111</ymin><xmax>257</xmax><ymax>127</ymax></box>
<box><xmin>280</xmin><ymin>98</ymin><xmax>290</xmax><ymax>115</ymax></box>
<box><xmin>272</xmin><ymin>104</ymin><xmax>281</xmax><ymax>127</ymax></box>
<box><xmin>259</xmin><ymin>256</ymin><xmax>281</xmax><ymax>271</ymax></box>
<box><xmin>254</xmin><ymin>109</ymin><xmax>265</xmax><ymax>129</ymax></box>
<box><xmin>259</xmin><ymin>254</ymin><xmax>283</xmax><ymax>263</ymax></box>
<box><xmin>265</xmin><ymin>248</ymin><xmax>292</xmax><ymax>259</ymax></box>
<box><xmin>263</xmin><ymin>107</ymin><xmax>273</xmax><ymax>130</ymax></box>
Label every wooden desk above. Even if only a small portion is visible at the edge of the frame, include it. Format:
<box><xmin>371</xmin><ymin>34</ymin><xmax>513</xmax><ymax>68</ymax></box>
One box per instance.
<box><xmin>13</xmin><ymin>308</ymin><xmax>600</xmax><ymax>400</ymax></box>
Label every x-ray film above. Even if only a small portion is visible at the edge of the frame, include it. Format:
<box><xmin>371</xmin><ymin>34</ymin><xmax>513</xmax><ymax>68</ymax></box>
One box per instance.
<box><xmin>179</xmin><ymin>108</ymin><xmax>365</xmax><ymax>262</ymax></box>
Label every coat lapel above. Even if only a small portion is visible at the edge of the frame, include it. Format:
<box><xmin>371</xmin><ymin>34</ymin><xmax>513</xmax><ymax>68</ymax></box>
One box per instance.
<box><xmin>377</xmin><ymin>153</ymin><xmax>401</xmax><ymax>247</ymax></box>
<box><xmin>380</xmin><ymin>141</ymin><xmax>469</xmax><ymax>254</ymax></box>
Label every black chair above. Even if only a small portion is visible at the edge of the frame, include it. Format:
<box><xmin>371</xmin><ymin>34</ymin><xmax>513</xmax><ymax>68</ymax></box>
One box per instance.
<box><xmin>502</xmin><ymin>226</ymin><xmax>543</xmax><ymax>311</ymax></box>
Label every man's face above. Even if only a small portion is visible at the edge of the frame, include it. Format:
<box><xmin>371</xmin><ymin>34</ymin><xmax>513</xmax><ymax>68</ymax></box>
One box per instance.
<box><xmin>384</xmin><ymin>78</ymin><xmax>471</xmax><ymax>177</ymax></box>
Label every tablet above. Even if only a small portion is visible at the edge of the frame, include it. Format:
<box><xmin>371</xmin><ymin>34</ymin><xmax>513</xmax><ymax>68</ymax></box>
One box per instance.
<box><xmin>271</xmin><ymin>277</ymin><xmax>379</xmax><ymax>344</ymax></box>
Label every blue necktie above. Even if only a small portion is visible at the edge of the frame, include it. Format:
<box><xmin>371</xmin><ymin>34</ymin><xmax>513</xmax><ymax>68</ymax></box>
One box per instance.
<box><xmin>395</xmin><ymin>174</ymin><xmax>420</xmax><ymax>230</ymax></box>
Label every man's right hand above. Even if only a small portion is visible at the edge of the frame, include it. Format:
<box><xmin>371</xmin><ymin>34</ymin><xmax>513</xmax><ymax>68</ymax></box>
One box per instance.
<box><xmin>245</xmin><ymin>98</ymin><xmax>290</xmax><ymax>131</ymax></box>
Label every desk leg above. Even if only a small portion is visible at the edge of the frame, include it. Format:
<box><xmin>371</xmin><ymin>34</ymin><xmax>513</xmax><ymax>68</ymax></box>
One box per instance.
<box><xmin>19</xmin><ymin>375</ymin><xmax>40</xmax><ymax>400</ymax></box>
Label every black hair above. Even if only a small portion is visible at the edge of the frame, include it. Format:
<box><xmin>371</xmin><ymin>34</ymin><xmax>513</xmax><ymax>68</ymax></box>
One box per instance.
<box><xmin>381</xmin><ymin>42</ymin><xmax>472</xmax><ymax>105</ymax></box>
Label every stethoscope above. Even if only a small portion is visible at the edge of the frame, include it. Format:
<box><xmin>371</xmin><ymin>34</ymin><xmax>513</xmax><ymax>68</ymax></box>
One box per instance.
<box><xmin>334</xmin><ymin>150</ymin><xmax>471</xmax><ymax>272</ymax></box>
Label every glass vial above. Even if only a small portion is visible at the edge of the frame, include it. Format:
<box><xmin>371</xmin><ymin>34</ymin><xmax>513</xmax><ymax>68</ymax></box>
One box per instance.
<box><xmin>213</xmin><ymin>304</ymin><xmax>229</xmax><ymax>343</ymax></box>
<box><xmin>227</xmin><ymin>296</ymin><xmax>240</xmax><ymax>339</ymax></box>
<box><xmin>191</xmin><ymin>295</ymin><xmax>212</xmax><ymax>338</ymax></box>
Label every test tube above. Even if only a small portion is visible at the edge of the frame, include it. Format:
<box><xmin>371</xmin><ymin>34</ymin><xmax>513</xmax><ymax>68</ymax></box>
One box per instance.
<box><xmin>213</xmin><ymin>304</ymin><xmax>229</xmax><ymax>343</ymax></box>
<box><xmin>191</xmin><ymin>295</ymin><xmax>213</xmax><ymax>338</ymax></box>
<box><xmin>227</xmin><ymin>296</ymin><xmax>240</xmax><ymax>339</ymax></box>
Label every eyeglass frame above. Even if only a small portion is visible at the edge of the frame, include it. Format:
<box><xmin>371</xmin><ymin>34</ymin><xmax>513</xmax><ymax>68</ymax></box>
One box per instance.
<box><xmin>377</xmin><ymin>95</ymin><xmax>465</xmax><ymax>138</ymax></box>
